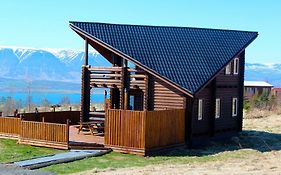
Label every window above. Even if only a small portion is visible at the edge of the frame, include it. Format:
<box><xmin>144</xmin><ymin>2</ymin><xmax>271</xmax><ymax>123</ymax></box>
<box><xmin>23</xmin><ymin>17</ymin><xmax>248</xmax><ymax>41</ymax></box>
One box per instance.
<box><xmin>233</xmin><ymin>58</ymin><xmax>239</xmax><ymax>75</ymax></box>
<box><xmin>198</xmin><ymin>99</ymin><xmax>203</xmax><ymax>120</ymax></box>
<box><xmin>225</xmin><ymin>63</ymin><xmax>231</xmax><ymax>75</ymax></box>
<box><xmin>232</xmin><ymin>98</ymin><xmax>238</xmax><ymax>116</ymax></box>
<box><xmin>215</xmin><ymin>98</ymin><xmax>221</xmax><ymax>118</ymax></box>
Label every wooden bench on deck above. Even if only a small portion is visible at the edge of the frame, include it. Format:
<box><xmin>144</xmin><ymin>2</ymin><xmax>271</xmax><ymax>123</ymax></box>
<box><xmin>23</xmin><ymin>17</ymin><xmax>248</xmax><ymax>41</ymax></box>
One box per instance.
<box><xmin>78</xmin><ymin>111</ymin><xmax>105</xmax><ymax>135</ymax></box>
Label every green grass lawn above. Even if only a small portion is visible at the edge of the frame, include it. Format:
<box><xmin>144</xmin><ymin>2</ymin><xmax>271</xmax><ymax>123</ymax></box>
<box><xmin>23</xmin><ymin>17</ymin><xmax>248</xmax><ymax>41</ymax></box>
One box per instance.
<box><xmin>1</xmin><ymin>115</ymin><xmax>280</xmax><ymax>175</ymax></box>
<box><xmin>41</xmin><ymin>140</ymin><xmax>260</xmax><ymax>174</ymax></box>
<box><xmin>0</xmin><ymin>138</ymin><xmax>64</xmax><ymax>163</ymax></box>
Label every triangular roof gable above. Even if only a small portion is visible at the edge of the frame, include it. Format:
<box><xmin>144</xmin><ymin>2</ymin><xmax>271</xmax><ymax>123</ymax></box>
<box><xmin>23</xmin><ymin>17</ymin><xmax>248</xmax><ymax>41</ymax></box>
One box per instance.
<box><xmin>70</xmin><ymin>21</ymin><xmax>258</xmax><ymax>96</ymax></box>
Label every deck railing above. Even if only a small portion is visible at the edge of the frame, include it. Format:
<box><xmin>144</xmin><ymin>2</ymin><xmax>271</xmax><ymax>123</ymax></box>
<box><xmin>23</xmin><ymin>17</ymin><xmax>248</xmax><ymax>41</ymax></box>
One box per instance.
<box><xmin>19</xmin><ymin>121</ymin><xmax>69</xmax><ymax>149</ymax></box>
<box><xmin>105</xmin><ymin>109</ymin><xmax>185</xmax><ymax>155</ymax></box>
<box><xmin>0</xmin><ymin>117</ymin><xmax>21</xmax><ymax>137</ymax></box>
<box><xmin>0</xmin><ymin>116</ymin><xmax>69</xmax><ymax>149</ymax></box>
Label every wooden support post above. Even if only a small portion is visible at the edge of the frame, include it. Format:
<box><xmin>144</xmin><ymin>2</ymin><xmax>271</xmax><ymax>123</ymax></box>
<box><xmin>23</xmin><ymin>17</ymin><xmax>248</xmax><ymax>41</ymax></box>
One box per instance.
<box><xmin>84</xmin><ymin>39</ymin><xmax>89</xmax><ymax>65</ymax></box>
<box><xmin>185</xmin><ymin>97</ymin><xmax>194</xmax><ymax>148</ymax></box>
<box><xmin>210</xmin><ymin>78</ymin><xmax>216</xmax><ymax>137</ymax></box>
<box><xmin>238</xmin><ymin>51</ymin><xmax>245</xmax><ymax>131</ymax></box>
<box><xmin>66</xmin><ymin>119</ymin><xmax>70</xmax><ymax>148</ymax></box>
<box><xmin>143</xmin><ymin>73</ymin><xmax>149</xmax><ymax>110</ymax></box>
<box><xmin>124</xmin><ymin>88</ymin><xmax>129</xmax><ymax>110</ymax></box>
<box><xmin>120</xmin><ymin>58</ymin><xmax>129</xmax><ymax>109</ymax></box>
<box><xmin>80</xmin><ymin>65</ymin><xmax>91</xmax><ymax>122</ymax></box>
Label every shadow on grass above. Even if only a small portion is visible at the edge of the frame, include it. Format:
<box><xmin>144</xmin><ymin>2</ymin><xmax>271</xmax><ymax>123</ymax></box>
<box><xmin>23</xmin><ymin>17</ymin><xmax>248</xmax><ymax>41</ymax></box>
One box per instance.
<box><xmin>161</xmin><ymin>130</ymin><xmax>281</xmax><ymax>157</ymax></box>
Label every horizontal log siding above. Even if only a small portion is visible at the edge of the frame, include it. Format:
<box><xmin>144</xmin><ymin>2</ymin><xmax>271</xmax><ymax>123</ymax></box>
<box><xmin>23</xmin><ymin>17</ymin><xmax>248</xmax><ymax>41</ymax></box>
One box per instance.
<box><xmin>151</xmin><ymin>77</ymin><xmax>185</xmax><ymax>110</ymax></box>
<box><xmin>19</xmin><ymin>121</ymin><xmax>69</xmax><ymax>149</ymax></box>
<box><xmin>0</xmin><ymin>117</ymin><xmax>21</xmax><ymax>137</ymax></box>
<box><xmin>215</xmin><ymin>88</ymin><xmax>239</xmax><ymax>132</ymax></box>
<box><xmin>192</xmin><ymin>87</ymin><xmax>212</xmax><ymax>136</ymax></box>
<box><xmin>105</xmin><ymin>109</ymin><xmax>185</xmax><ymax>155</ymax></box>
<box><xmin>192</xmin><ymin>53</ymin><xmax>242</xmax><ymax>138</ymax></box>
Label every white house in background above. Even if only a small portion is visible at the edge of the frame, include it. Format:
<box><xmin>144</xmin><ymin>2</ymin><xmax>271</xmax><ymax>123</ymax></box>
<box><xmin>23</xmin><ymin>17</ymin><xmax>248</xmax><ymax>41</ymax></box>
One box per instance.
<box><xmin>244</xmin><ymin>81</ymin><xmax>274</xmax><ymax>97</ymax></box>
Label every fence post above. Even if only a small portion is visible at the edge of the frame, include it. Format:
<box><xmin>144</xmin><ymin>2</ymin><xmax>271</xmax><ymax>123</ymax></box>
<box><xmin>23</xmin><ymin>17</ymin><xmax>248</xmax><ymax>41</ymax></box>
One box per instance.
<box><xmin>66</xmin><ymin>119</ymin><xmax>70</xmax><ymax>149</ymax></box>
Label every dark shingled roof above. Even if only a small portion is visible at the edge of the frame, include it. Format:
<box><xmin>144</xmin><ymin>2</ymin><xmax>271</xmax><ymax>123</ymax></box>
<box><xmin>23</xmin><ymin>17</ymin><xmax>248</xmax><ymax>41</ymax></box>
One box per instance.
<box><xmin>70</xmin><ymin>21</ymin><xmax>258</xmax><ymax>95</ymax></box>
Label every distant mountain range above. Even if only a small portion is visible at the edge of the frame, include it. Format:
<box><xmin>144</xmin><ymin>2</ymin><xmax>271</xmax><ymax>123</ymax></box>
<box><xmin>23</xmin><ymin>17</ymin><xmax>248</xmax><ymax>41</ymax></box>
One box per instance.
<box><xmin>0</xmin><ymin>47</ymin><xmax>110</xmax><ymax>93</ymax></box>
<box><xmin>0</xmin><ymin>47</ymin><xmax>280</xmax><ymax>93</ymax></box>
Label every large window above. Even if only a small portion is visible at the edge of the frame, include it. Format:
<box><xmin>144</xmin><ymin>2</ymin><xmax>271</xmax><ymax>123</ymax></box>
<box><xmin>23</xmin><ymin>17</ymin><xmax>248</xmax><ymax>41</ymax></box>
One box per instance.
<box><xmin>198</xmin><ymin>99</ymin><xmax>203</xmax><ymax>120</ymax></box>
<box><xmin>215</xmin><ymin>98</ymin><xmax>221</xmax><ymax>118</ymax></box>
<box><xmin>225</xmin><ymin>63</ymin><xmax>231</xmax><ymax>75</ymax></box>
<box><xmin>232</xmin><ymin>98</ymin><xmax>238</xmax><ymax>116</ymax></box>
<box><xmin>233</xmin><ymin>58</ymin><xmax>239</xmax><ymax>75</ymax></box>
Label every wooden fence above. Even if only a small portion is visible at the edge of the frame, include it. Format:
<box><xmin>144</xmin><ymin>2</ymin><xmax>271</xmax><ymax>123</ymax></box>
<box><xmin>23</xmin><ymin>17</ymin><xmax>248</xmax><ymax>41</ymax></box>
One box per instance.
<box><xmin>105</xmin><ymin>109</ymin><xmax>185</xmax><ymax>155</ymax></box>
<box><xmin>20</xmin><ymin>111</ymin><xmax>80</xmax><ymax>124</ymax></box>
<box><xmin>0</xmin><ymin>116</ymin><xmax>69</xmax><ymax>149</ymax></box>
<box><xmin>0</xmin><ymin>117</ymin><xmax>21</xmax><ymax>138</ymax></box>
<box><xmin>18</xmin><ymin>121</ymin><xmax>69</xmax><ymax>149</ymax></box>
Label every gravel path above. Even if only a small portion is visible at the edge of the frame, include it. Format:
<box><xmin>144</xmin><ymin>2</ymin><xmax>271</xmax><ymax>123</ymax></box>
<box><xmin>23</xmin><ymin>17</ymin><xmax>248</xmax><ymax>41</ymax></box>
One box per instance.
<box><xmin>0</xmin><ymin>164</ymin><xmax>55</xmax><ymax>175</ymax></box>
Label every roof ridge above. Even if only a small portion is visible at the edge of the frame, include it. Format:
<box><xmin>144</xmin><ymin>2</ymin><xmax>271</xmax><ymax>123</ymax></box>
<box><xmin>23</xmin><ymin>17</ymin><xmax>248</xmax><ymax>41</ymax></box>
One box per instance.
<box><xmin>69</xmin><ymin>21</ymin><xmax>258</xmax><ymax>34</ymax></box>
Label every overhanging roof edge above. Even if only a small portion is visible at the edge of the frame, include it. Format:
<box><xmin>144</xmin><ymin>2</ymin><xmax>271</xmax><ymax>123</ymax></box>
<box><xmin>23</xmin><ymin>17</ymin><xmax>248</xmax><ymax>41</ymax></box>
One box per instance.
<box><xmin>69</xmin><ymin>23</ymin><xmax>194</xmax><ymax>98</ymax></box>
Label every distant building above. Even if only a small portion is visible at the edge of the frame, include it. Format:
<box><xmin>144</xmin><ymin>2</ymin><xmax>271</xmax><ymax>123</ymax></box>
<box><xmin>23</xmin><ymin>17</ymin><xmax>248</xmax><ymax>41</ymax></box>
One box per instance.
<box><xmin>272</xmin><ymin>88</ymin><xmax>281</xmax><ymax>97</ymax></box>
<box><xmin>244</xmin><ymin>81</ymin><xmax>273</xmax><ymax>98</ymax></box>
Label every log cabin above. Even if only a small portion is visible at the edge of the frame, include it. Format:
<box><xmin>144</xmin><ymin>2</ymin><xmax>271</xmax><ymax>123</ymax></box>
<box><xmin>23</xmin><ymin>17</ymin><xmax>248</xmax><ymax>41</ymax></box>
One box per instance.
<box><xmin>70</xmin><ymin>22</ymin><xmax>258</xmax><ymax>155</ymax></box>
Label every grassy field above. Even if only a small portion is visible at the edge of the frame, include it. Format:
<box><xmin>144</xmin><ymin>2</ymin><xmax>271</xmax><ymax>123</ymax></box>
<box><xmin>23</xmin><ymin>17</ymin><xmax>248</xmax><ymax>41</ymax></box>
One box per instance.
<box><xmin>1</xmin><ymin>113</ymin><xmax>280</xmax><ymax>174</ymax></box>
<box><xmin>42</xmin><ymin>113</ymin><xmax>281</xmax><ymax>174</ymax></box>
<box><xmin>0</xmin><ymin>139</ymin><xmax>64</xmax><ymax>163</ymax></box>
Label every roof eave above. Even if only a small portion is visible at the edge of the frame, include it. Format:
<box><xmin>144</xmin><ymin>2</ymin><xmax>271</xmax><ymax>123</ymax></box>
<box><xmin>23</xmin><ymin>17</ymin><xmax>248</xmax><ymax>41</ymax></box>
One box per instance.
<box><xmin>69</xmin><ymin>23</ymin><xmax>194</xmax><ymax>98</ymax></box>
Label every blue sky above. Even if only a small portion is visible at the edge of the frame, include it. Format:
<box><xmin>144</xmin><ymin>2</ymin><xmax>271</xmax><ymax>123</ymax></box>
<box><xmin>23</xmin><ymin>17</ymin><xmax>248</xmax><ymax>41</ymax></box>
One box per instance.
<box><xmin>0</xmin><ymin>0</ymin><xmax>280</xmax><ymax>63</ymax></box>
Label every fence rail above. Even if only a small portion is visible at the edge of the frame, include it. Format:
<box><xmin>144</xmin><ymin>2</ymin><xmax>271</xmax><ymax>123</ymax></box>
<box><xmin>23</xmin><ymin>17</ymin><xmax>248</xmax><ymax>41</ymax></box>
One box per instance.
<box><xmin>0</xmin><ymin>116</ymin><xmax>69</xmax><ymax>149</ymax></box>
<box><xmin>0</xmin><ymin>117</ymin><xmax>21</xmax><ymax>137</ymax></box>
<box><xmin>105</xmin><ymin>109</ymin><xmax>185</xmax><ymax>155</ymax></box>
<box><xmin>19</xmin><ymin>121</ymin><xmax>69</xmax><ymax>149</ymax></box>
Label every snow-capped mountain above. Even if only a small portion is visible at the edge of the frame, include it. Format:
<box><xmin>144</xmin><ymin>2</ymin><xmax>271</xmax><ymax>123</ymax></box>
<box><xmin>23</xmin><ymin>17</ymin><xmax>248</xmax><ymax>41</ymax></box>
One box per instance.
<box><xmin>0</xmin><ymin>46</ymin><xmax>280</xmax><ymax>92</ymax></box>
<box><xmin>0</xmin><ymin>47</ymin><xmax>110</xmax><ymax>83</ymax></box>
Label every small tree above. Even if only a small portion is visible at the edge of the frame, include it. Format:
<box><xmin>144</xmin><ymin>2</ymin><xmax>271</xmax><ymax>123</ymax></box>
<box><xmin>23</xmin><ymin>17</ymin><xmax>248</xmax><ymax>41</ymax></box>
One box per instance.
<box><xmin>3</xmin><ymin>96</ymin><xmax>15</xmax><ymax>116</ymax></box>
<box><xmin>41</xmin><ymin>98</ymin><xmax>50</xmax><ymax>112</ymax></box>
<box><xmin>60</xmin><ymin>96</ymin><xmax>71</xmax><ymax>105</ymax></box>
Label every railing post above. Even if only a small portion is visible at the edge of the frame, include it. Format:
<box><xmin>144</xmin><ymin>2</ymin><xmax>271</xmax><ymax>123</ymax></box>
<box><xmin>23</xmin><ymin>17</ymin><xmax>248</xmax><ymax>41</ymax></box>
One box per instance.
<box><xmin>66</xmin><ymin>119</ymin><xmax>70</xmax><ymax>148</ymax></box>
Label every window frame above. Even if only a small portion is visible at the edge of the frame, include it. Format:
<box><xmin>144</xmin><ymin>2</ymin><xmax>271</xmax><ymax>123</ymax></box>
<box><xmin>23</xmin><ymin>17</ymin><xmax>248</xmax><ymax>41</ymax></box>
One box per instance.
<box><xmin>215</xmin><ymin>98</ymin><xmax>221</xmax><ymax>119</ymax></box>
<box><xmin>232</xmin><ymin>97</ymin><xmax>238</xmax><ymax>117</ymax></box>
<box><xmin>233</xmin><ymin>58</ymin><xmax>239</xmax><ymax>75</ymax></box>
<box><xmin>225</xmin><ymin>63</ymin><xmax>231</xmax><ymax>75</ymax></box>
<box><xmin>198</xmin><ymin>99</ymin><xmax>203</xmax><ymax>120</ymax></box>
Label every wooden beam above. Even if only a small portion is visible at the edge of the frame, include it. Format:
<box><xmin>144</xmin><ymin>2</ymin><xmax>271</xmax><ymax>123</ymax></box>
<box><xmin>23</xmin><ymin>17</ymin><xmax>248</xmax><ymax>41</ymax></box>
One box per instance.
<box><xmin>237</xmin><ymin>51</ymin><xmax>245</xmax><ymax>132</ymax></box>
<box><xmin>209</xmin><ymin>78</ymin><xmax>216</xmax><ymax>137</ymax></box>
<box><xmin>84</xmin><ymin>39</ymin><xmax>88</xmax><ymax>65</ymax></box>
<box><xmin>80</xmin><ymin>66</ymin><xmax>91</xmax><ymax>122</ymax></box>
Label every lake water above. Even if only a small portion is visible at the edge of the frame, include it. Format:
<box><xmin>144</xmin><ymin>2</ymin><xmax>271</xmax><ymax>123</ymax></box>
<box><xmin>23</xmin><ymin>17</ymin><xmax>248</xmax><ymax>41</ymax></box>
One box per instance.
<box><xmin>0</xmin><ymin>92</ymin><xmax>105</xmax><ymax>105</ymax></box>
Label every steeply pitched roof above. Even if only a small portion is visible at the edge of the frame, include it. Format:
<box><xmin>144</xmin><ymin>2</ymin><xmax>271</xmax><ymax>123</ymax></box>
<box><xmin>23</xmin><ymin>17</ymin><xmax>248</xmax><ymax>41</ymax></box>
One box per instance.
<box><xmin>70</xmin><ymin>21</ymin><xmax>258</xmax><ymax>95</ymax></box>
<box><xmin>244</xmin><ymin>81</ymin><xmax>273</xmax><ymax>87</ymax></box>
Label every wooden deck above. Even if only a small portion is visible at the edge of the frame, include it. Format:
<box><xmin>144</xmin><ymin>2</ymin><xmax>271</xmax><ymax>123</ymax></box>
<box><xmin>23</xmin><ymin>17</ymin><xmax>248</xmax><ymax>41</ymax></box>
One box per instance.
<box><xmin>69</xmin><ymin>125</ymin><xmax>104</xmax><ymax>149</ymax></box>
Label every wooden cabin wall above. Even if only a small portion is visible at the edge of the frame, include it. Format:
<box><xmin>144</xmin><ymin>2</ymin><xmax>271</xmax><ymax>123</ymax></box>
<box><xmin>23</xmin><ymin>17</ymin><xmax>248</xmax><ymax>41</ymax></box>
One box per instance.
<box><xmin>149</xmin><ymin>77</ymin><xmax>186</xmax><ymax>110</ymax></box>
<box><xmin>192</xmin><ymin>52</ymin><xmax>244</xmax><ymax>138</ymax></box>
<box><xmin>192</xmin><ymin>86</ymin><xmax>212</xmax><ymax>136</ymax></box>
